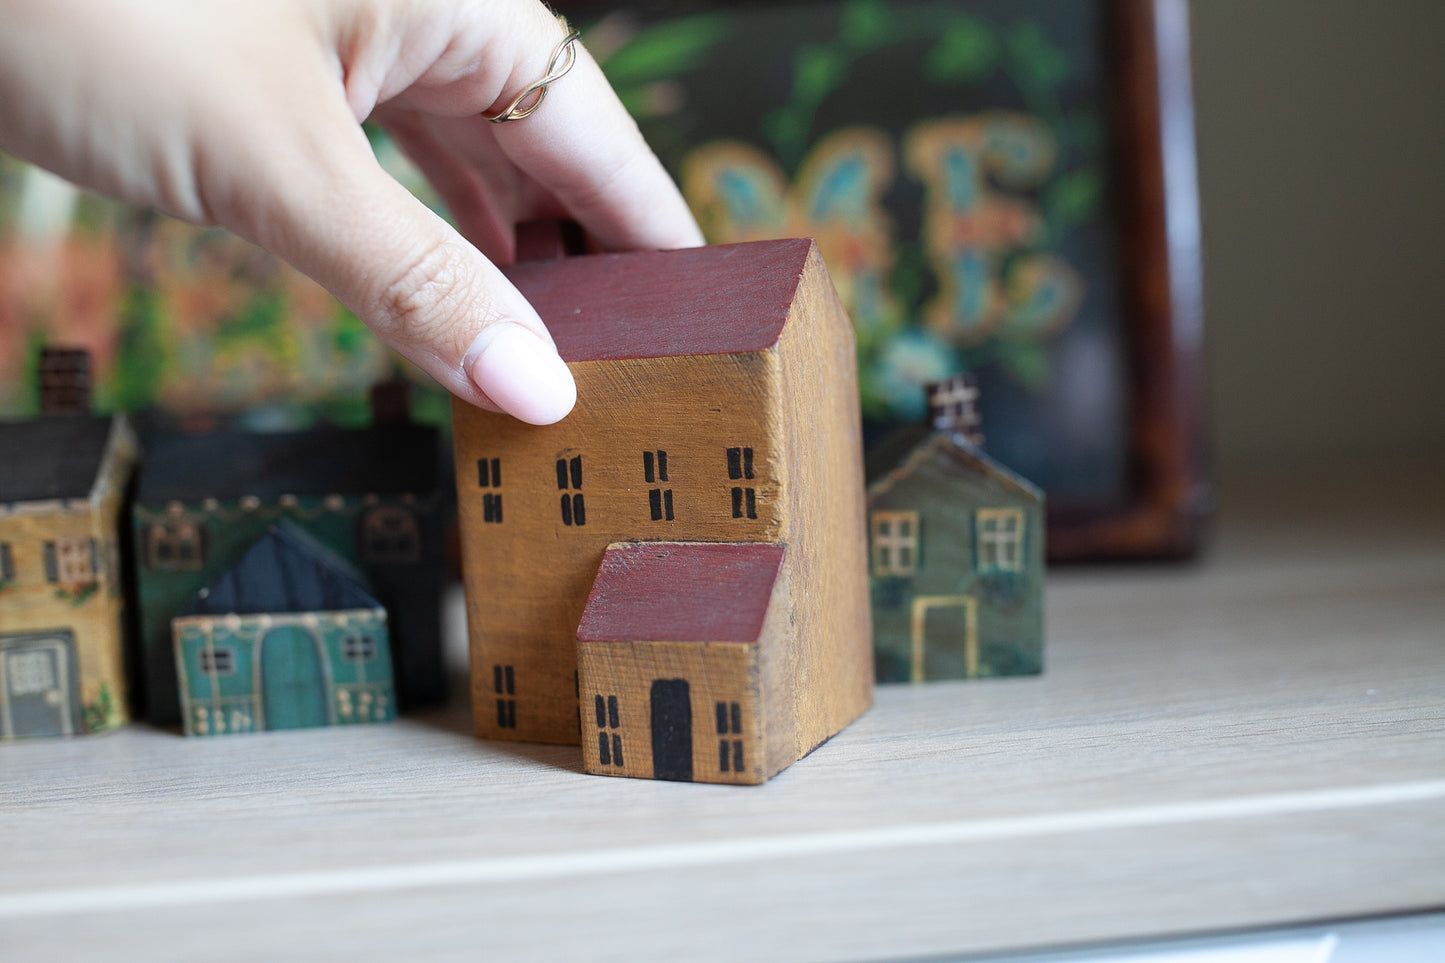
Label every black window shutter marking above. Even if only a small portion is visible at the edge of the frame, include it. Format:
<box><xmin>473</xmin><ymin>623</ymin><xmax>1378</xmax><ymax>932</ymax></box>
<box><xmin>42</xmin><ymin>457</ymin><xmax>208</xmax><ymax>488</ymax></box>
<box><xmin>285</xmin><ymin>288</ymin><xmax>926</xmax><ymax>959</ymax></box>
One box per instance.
<box><xmin>718</xmin><ymin>702</ymin><xmax>744</xmax><ymax>772</ymax></box>
<box><xmin>594</xmin><ymin>694</ymin><xmax>623</xmax><ymax>767</ymax></box>
<box><xmin>727</xmin><ymin>447</ymin><xmax>742</xmax><ymax>480</ymax></box>
<box><xmin>746</xmin><ymin>489</ymin><xmax>757</xmax><ymax>519</ymax></box>
<box><xmin>493</xmin><ymin>664</ymin><xmax>517</xmax><ymax>727</ymax></box>
<box><xmin>0</xmin><ymin>543</ymin><xmax>11</xmax><ymax>582</ymax></box>
<box><xmin>743</xmin><ymin>447</ymin><xmax>754</xmax><ymax>479</ymax></box>
<box><xmin>572</xmin><ymin>494</ymin><xmax>586</xmax><ymax>526</ymax></box>
<box><xmin>478</xmin><ymin>457</ymin><xmax>501</xmax><ymax>487</ymax></box>
<box><xmin>570</xmin><ymin>456</ymin><xmax>583</xmax><ymax>490</ymax></box>
<box><xmin>646</xmin><ymin>451</ymin><xmax>672</xmax><ymax>521</ymax></box>
<box><xmin>560</xmin><ymin>494</ymin><xmax>573</xmax><ymax>526</ymax></box>
<box><xmin>732</xmin><ymin>487</ymin><xmax>743</xmax><ymax>518</ymax></box>
<box><xmin>43</xmin><ymin>542</ymin><xmax>57</xmax><ymax>583</ymax></box>
<box><xmin>89</xmin><ymin>539</ymin><xmax>99</xmax><ymax>576</ymax></box>
<box><xmin>556</xmin><ymin>459</ymin><xmax>569</xmax><ymax>490</ymax></box>
<box><xmin>483</xmin><ymin>493</ymin><xmax>502</xmax><ymax>523</ymax></box>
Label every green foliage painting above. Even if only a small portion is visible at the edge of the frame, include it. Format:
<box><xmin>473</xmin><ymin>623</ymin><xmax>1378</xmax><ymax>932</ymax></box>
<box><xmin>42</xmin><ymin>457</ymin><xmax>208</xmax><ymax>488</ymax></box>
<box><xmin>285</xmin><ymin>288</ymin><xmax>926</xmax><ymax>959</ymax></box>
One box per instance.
<box><xmin>0</xmin><ymin>140</ymin><xmax>444</xmax><ymax>428</ymax></box>
<box><xmin>587</xmin><ymin>0</ymin><xmax>1127</xmax><ymax>499</ymax></box>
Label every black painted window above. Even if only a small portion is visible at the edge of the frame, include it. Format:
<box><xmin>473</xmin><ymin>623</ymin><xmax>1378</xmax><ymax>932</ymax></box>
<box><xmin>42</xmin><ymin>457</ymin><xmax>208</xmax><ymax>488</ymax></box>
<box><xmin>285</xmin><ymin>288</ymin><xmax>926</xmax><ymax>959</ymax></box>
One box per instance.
<box><xmin>594</xmin><ymin>693</ymin><xmax>624</xmax><ymax>767</ymax></box>
<box><xmin>361</xmin><ymin>507</ymin><xmax>421</xmax><ymax>564</ymax></box>
<box><xmin>643</xmin><ymin>450</ymin><xmax>674</xmax><ymax>521</ymax></box>
<box><xmin>717</xmin><ymin>701</ymin><xmax>745</xmax><ymax>773</ymax></box>
<box><xmin>147</xmin><ymin>521</ymin><xmax>206</xmax><ymax>570</ymax></box>
<box><xmin>341</xmin><ymin>635</ymin><xmax>377</xmax><ymax>662</ymax></box>
<box><xmin>557</xmin><ymin>455</ymin><xmax>586</xmax><ymax>526</ymax></box>
<box><xmin>477</xmin><ymin>457</ymin><xmax>501</xmax><ymax>488</ymax></box>
<box><xmin>478</xmin><ymin>457</ymin><xmax>503</xmax><ymax>523</ymax></box>
<box><xmin>726</xmin><ymin>447</ymin><xmax>757</xmax><ymax>519</ymax></box>
<box><xmin>0</xmin><ymin>543</ymin><xmax>12</xmax><ymax>583</ymax></box>
<box><xmin>199</xmin><ymin>647</ymin><xmax>236</xmax><ymax>675</ymax></box>
<box><xmin>493</xmin><ymin>664</ymin><xmax>516</xmax><ymax>729</ymax></box>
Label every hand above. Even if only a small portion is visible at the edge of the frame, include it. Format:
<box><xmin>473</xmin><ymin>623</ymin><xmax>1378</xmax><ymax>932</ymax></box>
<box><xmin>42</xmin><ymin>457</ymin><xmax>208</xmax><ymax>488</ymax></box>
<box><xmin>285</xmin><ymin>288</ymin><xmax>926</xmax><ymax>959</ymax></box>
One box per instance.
<box><xmin>0</xmin><ymin>0</ymin><xmax>703</xmax><ymax>423</ymax></box>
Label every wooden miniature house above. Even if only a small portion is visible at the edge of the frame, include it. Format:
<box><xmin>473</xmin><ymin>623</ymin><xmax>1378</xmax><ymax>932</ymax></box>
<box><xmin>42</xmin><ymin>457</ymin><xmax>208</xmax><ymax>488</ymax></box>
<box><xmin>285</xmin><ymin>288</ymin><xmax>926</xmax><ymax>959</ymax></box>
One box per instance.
<box><xmin>172</xmin><ymin>524</ymin><xmax>395</xmax><ymax>736</ymax></box>
<box><xmin>132</xmin><ymin>412</ymin><xmax>443</xmax><ymax>725</ymax></box>
<box><xmin>866</xmin><ymin>378</ymin><xmax>1045</xmax><ymax>681</ymax></box>
<box><xmin>452</xmin><ymin>237</ymin><xmax>873</xmax><ymax>784</ymax></box>
<box><xmin>0</xmin><ymin>415</ymin><xmax>137</xmax><ymax>738</ymax></box>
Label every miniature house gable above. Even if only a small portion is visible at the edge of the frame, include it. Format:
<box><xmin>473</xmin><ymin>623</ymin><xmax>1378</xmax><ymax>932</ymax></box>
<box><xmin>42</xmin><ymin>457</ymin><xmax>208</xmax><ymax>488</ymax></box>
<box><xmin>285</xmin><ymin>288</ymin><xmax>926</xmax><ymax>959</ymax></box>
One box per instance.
<box><xmin>452</xmin><ymin>237</ymin><xmax>874</xmax><ymax>783</ymax></box>
<box><xmin>867</xmin><ymin>432</ymin><xmax>1045</xmax><ymax>682</ymax></box>
<box><xmin>172</xmin><ymin>523</ymin><xmax>396</xmax><ymax>737</ymax></box>
<box><xmin>0</xmin><ymin>415</ymin><xmax>136</xmax><ymax>739</ymax></box>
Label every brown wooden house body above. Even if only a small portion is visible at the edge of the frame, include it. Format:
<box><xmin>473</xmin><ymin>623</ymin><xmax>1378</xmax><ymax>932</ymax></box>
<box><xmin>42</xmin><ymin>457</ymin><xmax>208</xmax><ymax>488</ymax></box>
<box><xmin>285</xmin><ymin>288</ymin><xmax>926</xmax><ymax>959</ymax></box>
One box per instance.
<box><xmin>451</xmin><ymin>238</ymin><xmax>873</xmax><ymax>783</ymax></box>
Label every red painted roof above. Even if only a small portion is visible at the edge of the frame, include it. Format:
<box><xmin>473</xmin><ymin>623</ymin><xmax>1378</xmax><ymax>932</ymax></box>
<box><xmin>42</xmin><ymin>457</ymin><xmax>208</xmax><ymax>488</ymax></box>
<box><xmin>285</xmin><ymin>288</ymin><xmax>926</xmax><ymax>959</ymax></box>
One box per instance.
<box><xmin>505</xmin><ymin>238</ymin><xmax>815</xmax><ymax>362</ymax></box>
<box><xmin>577</xmin><ymin>542</ymin><xmax>786</xmax><ymax>644</ymax></box>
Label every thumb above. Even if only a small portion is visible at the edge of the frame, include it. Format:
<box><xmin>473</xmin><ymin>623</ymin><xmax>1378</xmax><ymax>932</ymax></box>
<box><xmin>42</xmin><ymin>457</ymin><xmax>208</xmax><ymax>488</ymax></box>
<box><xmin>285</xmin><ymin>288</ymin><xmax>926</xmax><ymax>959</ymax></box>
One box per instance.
<box><xmin>224</xmin><ymin>116</ymin><xmax>576</xmax><ymax>425</ymax></box>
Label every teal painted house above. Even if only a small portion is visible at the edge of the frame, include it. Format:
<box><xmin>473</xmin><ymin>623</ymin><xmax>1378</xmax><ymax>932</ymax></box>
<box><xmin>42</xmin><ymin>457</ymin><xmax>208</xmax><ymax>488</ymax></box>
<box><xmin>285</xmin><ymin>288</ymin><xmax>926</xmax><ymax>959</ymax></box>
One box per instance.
<box><xmin>866</xmin><ymin>430</ymin><xmax>1045</xmax><ymax>682</ymax></box>
<box><xmin>172</xmin><ymin>524</ymin><xmax>396</xmax><ymax>737</ymax></box>
<box><xmin>133</xmin><ymin>420</ymin><xmax>443</xmax><ymax>725</ymax></box>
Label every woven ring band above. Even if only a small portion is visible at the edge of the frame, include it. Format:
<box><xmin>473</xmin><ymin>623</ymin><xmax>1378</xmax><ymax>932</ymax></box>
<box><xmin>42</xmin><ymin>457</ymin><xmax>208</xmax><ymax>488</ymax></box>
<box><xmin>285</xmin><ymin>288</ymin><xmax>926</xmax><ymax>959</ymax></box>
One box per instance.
<box><xmin>483</xmin><ymin>16</ymin><xmax>581</xmax><ymax>123</ymax></box>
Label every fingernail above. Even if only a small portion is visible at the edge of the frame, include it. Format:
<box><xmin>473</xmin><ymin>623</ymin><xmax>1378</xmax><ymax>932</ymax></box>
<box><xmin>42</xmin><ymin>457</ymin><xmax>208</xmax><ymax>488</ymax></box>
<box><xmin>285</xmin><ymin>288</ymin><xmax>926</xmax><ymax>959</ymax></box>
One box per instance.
<box><xmin>465</xmin><ymin>325</ymin><xmax>576</xmax><ymax>425</ymax></box>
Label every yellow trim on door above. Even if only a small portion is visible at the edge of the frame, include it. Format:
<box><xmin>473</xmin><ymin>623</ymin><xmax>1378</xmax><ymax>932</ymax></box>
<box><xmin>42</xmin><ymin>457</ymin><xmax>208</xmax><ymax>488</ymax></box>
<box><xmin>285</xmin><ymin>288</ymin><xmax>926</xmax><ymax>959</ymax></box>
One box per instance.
<box><xmin>909</xmin><ymin>595</ymin><xmax>979</xmax><ymax>682</ymax></box>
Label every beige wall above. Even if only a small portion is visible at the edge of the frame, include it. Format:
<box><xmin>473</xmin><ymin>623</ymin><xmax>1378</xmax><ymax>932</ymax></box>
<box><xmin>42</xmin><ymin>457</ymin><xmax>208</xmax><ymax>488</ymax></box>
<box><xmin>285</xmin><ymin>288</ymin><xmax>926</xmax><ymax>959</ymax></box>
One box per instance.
<box><xmin>1191</xmin><ymin>1</ymin><xmax>1445</xmax><ymax>478</ymax></box>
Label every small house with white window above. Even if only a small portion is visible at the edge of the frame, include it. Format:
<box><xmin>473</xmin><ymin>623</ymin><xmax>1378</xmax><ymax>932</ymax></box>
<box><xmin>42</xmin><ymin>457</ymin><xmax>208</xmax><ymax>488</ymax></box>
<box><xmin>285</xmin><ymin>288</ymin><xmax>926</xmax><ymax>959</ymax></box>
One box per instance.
<box><xmin>172</xmin><ymin>523</ymin><xmax>395</xmax><ymax>736</ymax></box>
<box><xmin>132</xmin><ymin>389</ymin><xmax>443</xmax><ymax>725</ymax></box>
<box><xmin>866</xmin><ymin>427</ymin><xmax>1044</xmax><ymax>682</ymax></box>
<box><xmin>452</xmin><ymin>236</ymin><xmax>874</xmax><ymax>784</ymax></box>
<box><xmin>0</xmin><ymin>414</ymin><xmax>137</xmax><ymax>739</ymax></box>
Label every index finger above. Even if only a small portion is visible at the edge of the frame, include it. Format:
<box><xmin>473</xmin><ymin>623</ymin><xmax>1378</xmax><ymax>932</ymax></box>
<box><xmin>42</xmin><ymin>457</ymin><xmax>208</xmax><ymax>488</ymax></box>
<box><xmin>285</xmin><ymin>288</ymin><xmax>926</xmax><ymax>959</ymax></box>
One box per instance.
<box><xmin>483</xmin><ymin>13</ymin><xmax>705</xmax><ymax>254</ymax></box>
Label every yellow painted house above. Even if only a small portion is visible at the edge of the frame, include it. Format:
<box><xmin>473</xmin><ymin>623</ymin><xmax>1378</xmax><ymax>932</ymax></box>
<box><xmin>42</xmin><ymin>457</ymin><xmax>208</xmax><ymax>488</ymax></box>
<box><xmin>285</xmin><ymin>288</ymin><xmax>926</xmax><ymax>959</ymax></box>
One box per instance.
<box><xmin>0</xmin><ymin>416</ymin><xmax>137</xmax><ymax>739</ymax></box>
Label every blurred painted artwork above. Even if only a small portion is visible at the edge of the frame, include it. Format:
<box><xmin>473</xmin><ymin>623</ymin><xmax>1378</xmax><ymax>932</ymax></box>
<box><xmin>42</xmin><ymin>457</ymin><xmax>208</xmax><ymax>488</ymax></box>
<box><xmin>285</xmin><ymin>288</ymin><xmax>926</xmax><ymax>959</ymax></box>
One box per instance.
<box><xmin>0</xmin><ymin>135</ymin><xmax>451</xmax><ymax>429</ymax></box>
<box><xmin>580</xmin><ymin>0</ymin><xmax>1128</xmax><ymax>506</ymax></box>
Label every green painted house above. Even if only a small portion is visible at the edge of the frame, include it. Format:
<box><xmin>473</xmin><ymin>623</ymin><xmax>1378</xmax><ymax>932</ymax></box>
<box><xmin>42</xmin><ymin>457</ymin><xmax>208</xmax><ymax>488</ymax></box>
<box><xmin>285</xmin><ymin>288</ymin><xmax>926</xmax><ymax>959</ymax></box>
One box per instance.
<box><xmin>172</xmin><ymin>523</ymin><xmax>396</xmax><ymax>736</ymax></box>
<box><xmin>866</xmin><ymin>430</ymin><xmax>1045</xmax><ymax>682</ymax></box>
<box><xmin>133</xmin><ymin>422</ymin><xmax>443</xmax><ymax>725</ymax></box>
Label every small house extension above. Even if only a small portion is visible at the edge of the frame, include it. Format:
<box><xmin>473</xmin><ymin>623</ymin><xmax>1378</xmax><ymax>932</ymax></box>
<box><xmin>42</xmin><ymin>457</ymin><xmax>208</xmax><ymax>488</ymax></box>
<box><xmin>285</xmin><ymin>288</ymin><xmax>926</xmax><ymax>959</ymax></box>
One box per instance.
<box><xmin>452</xmin><ymin>237</ymin><xmax>875</xmax><ymax>784</ymax></box>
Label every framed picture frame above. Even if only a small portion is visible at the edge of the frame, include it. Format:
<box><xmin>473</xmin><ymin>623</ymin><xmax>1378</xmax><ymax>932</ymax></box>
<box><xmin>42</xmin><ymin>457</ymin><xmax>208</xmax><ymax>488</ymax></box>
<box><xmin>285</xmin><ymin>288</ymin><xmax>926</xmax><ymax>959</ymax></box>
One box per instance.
<box><xmin>563</xmin><ymin>0</ymin><xmax>1208</xmax><ymax>560</ymax></box>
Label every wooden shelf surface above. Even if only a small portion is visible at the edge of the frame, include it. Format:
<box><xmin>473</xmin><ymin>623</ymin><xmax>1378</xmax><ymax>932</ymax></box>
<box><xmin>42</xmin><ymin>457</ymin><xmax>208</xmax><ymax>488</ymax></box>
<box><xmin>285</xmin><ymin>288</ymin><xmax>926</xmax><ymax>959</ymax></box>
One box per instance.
<box><xmin>2</xmin><ymin>461</ymin><xmax>1442</xmax><ymax>961</ymax></box>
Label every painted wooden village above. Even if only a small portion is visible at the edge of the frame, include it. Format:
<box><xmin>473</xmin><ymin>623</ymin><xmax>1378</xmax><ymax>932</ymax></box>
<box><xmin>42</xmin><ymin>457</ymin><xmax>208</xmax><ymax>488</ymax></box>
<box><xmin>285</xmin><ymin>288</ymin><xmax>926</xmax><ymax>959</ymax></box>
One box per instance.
<box><xmin>0</xmin><ymin>236</ymin><xmax>1045</xmax><ymax>784</ymax></box>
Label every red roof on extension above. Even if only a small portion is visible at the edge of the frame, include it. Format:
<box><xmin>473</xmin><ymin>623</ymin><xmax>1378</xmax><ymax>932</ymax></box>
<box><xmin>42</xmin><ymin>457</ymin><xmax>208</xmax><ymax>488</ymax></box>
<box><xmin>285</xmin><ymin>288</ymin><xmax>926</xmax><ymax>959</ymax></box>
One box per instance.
<box><xmin>577</xmin><ymin>542</ymin><xmax>786</xmax><ymax>644</ymax></box>
<box><xmin>504</xmin><ymin>238</ymin><xmax>814</xmax><ymax>363</ymax></box>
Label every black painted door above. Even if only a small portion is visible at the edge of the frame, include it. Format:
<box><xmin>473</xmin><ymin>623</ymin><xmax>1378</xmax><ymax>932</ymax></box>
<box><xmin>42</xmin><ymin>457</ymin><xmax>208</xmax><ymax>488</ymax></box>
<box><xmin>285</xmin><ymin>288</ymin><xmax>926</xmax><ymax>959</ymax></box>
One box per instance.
<box><xmin>649</xmin><ymin>678</ymin><xmax>693</xmax><ymax>782</ymax></box>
